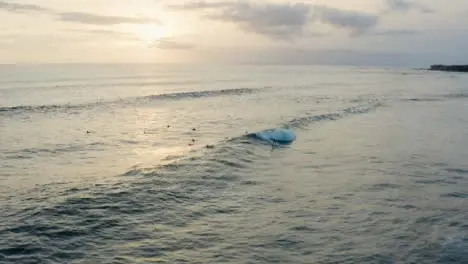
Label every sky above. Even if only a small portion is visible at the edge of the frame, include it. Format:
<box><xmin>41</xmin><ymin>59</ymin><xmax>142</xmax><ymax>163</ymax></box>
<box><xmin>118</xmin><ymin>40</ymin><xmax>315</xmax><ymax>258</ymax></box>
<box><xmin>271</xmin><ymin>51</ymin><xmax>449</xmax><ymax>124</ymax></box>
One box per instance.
<box><xmin>1</xmin><ymin>0</ymin><xmax>468</xmax><ymax>66</ymax></box>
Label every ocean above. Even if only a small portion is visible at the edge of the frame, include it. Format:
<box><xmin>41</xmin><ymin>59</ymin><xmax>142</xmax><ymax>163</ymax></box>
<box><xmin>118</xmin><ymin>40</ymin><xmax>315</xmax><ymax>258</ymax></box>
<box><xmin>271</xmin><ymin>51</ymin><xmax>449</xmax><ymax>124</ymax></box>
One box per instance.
<box><xmin>1</xmin><ymin>64</ymin><xmax>467</xmax><ymax>263</ymax></box>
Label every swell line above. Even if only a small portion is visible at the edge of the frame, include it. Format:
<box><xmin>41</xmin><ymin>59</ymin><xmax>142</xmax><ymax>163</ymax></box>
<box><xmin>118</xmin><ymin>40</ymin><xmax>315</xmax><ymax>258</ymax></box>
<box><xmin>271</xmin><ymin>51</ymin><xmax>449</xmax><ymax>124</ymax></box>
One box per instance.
<box><xmin>285</xmin><ymin>100</ymin><xmax>384</xmax><ymax>128</ymax></box>
<box><xmin>0</xmin><ymin>87</ymin><xmax>259</xmax><ymax>116</ymax></box>
<box><xmin>402</xmin><ymin>92</ymin><xmax>468</xmax><ymax>103</ymax></box>
<box><xmin>1</xmin><ymin>78</ymin><xmax>249</xmax><ymax>91</ymax></box>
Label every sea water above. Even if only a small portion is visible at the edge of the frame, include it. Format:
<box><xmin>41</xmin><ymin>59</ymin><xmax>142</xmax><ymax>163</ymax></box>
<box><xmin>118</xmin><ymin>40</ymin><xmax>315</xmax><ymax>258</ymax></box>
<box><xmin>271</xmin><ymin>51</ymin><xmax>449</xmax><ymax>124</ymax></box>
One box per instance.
<box><xmin>1</xmin><ymin>64</ymin><xmax>467</xmax><ymax>263</ymax></box>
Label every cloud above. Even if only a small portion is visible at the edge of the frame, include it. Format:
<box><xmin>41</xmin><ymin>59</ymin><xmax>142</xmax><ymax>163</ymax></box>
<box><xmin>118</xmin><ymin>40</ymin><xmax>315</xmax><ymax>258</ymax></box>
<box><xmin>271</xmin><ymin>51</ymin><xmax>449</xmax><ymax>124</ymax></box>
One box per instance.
<box><xmin>0</xmin><ymin>33</ymin><xmax>91</xmax><ymax>47</ymax></box>
<box><xmin>153</xmin><ymin>38</ymin><xmax>196</xmax><ymax>50</ymax></box>
<box><xmin>63</xmin><ymin>29</ymin><xmax>196</xmax><ymax>50</ymax></box>
<box><xmin>57</xmin><ymin>12</ymin><xmax>158</xmax><ymax>25</ymax></box>
<box><xmin>194</xmin><ymin>46</ymin><xmax>439</xmax><ymax>67</ymax></box>
<box><xmin>385</xmin><ymin>0</ymin><xmax>434</xmax><ymax>14</ymax></box>
<box><xmin>311</xmin><ymin>5</ymin><xmax>379</xmax><ymax>35</ymax></box>
<box><xmin>367</xmin><ymin>29</ymin><xmax>419</xmax><ymax>36</ymax></box>
<box><xmin>169</xmin><ymin>1</ymin><xmax>311</xmax><ymax>40</ymax></box>
<box><xmin>64</xmin><ymin>28</ymin><xmax>139</xmax><ymax>40</ymax></box>
<box><xmin>170</xmin><ymin>1</ymin><xmax>384</xmax><ymax>38</ymax></box>
<box><xmin>67</xmin><ymin>28</ymin><xmax>132</xmax><ymax>36</ymax></box>
<box><xmin>1</xmin><ymin>1</ymin><xmax>159</xmax><ymax>26</ymax></box>
<box><xmin>0</xmin><ymin>1</ymin><xmax>49</xmax><ymax>13</ymax></box>
<box><xmin>168</xmin><ymin>1</ymin><xmax>233</xmax><ymax>10</ymax></box>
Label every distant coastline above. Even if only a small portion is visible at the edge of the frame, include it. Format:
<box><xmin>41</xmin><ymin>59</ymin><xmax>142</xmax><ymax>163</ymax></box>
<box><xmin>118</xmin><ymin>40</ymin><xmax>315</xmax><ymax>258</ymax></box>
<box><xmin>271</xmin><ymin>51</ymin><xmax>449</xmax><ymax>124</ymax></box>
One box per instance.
<box><xmin>428</xmin><ymin>64</ymin><xmax>468</xmax><ymax>72</ymax></box>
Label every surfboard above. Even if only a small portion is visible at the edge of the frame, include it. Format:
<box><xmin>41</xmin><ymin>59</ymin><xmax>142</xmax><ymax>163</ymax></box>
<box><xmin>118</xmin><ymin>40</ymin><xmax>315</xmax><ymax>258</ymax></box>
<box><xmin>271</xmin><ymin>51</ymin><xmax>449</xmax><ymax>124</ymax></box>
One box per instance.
<box><xmin>250</xmin><ymin>128</ymin><xmax>296</xmax><ymax>145</ymax></box>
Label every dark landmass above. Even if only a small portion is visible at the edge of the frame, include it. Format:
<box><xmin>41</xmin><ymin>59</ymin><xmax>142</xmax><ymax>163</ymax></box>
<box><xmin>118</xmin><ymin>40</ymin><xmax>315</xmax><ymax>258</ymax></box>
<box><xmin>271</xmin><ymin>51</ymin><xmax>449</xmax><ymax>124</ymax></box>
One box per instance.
<box><xmin>429</xmin><ymin>64</ymin><xmax>468</xmax><ymax>72</ymax></box>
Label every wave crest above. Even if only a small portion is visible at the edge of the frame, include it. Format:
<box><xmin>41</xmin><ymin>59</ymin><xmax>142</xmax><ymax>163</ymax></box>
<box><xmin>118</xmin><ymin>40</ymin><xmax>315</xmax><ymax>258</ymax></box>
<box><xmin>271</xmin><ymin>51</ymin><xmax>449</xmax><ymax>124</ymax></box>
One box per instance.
<box><xmin>286</xmin><ymin>100</ymin><xmax>383</xmax><ymax>128</ymax></box>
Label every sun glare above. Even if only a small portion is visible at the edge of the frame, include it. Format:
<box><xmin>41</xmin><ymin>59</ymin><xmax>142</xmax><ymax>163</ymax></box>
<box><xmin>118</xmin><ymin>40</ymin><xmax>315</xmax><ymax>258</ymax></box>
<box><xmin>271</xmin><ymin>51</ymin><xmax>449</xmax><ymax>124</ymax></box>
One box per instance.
<box><xmin>136</xmin><ymin>24</ymin><xmax>168</xmax><ymax>44</ymax></box>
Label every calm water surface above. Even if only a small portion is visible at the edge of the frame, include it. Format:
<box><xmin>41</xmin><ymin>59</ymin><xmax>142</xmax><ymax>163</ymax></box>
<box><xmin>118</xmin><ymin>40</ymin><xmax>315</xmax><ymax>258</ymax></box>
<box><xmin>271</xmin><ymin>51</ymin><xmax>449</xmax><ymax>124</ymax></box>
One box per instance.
<box><xmin>1</xmin><ymin>64</ymin><xmax>467</xmax><ymax>263</ymax></box>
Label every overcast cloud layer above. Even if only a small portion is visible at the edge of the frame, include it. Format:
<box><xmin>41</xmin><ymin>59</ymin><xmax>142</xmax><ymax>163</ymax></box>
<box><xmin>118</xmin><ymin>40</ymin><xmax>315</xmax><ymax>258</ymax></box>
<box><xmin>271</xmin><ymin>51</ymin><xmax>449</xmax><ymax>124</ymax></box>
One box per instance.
<box><xmin>0</xmin><ymin>0</ymin><xmax>467</xmax><ymax>66</ymax></box>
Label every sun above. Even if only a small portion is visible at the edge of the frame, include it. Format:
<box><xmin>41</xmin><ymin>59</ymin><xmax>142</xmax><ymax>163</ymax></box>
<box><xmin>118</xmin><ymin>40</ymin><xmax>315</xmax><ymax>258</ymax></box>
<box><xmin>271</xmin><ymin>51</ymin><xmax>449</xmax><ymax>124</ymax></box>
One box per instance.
<box><xmin>136</xmin><ymin>24</ymin><xmax>168</xmax><ymax>44</ymax></box>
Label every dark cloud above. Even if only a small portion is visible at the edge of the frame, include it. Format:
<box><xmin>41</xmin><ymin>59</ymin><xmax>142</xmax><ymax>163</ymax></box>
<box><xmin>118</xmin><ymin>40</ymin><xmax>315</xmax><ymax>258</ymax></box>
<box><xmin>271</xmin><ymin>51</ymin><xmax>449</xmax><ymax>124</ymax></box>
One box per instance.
<box><xmin>58</xmin><ymin>12</ymin><xmax>158</xmax><ymax>25</ymax></box>
<box><xmin>0</xmin><ymin>1</ymin><xmax>49</xmax><ymax>13</ymax></box>
<box><xmin>312</xmin><ymin>5</ymin><xmax>379</xmax><ymax>35</ymax></box>
<box><xmin>169</xmin><ymin>1</ymin><xmax>310</xmax><ymax>40</ymax></box>
<box><xmin>385</xmin><ymin>0</ymin><xmax>434</xmax><ymax>14</ymax></box>
<box><xmin>153</xmin><ymin>38</ymin><xmax>196</xmax><ymax>50</ymax></box>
